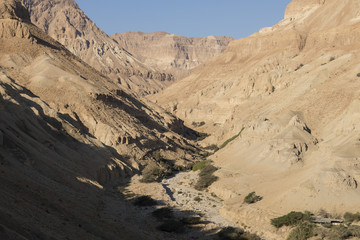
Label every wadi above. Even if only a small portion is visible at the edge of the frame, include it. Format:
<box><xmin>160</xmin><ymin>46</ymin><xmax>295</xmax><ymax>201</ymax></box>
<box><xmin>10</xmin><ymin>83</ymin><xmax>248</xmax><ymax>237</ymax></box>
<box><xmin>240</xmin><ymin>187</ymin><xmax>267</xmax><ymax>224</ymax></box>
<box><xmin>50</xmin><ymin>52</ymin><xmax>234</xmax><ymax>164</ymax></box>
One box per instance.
<box><xmin>1</xmin><ymin>0</ymin><xmax>360</xmax><ymax>240</ymax></box>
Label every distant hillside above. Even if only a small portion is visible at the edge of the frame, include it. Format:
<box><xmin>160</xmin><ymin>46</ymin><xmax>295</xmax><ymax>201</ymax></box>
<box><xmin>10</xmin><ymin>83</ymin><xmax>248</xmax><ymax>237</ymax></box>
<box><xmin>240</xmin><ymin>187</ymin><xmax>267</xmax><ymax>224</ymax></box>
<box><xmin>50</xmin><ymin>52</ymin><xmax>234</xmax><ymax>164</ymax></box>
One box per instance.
<box><xmin>112</xmin><ymin>31</ymin><xmax>233</xmax><ymax>79</ymax></box>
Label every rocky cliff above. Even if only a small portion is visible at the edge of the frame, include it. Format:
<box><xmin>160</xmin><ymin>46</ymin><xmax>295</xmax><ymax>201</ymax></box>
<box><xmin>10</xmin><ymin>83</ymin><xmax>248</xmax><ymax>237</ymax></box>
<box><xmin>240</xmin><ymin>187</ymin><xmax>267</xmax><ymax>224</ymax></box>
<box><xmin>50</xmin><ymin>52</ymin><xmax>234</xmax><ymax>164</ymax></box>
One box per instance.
<box><xmin>22</xmin><ymin>0</ymin><xmax>174</xmax><ymax>95</ymax></box>
<box><xmin>112</xmin><ymin>31</ymin><xmax>233</xmax><ymax>79</ymax></box>
<box><xmin>0</xmin><ymin>1</ymin><xmax>200</xmax><ymax>239</ymax></box>
<box><xmin>153</xmin><ymin>0</ymin><xmax>360</xmax><ymax>238</ymax></box>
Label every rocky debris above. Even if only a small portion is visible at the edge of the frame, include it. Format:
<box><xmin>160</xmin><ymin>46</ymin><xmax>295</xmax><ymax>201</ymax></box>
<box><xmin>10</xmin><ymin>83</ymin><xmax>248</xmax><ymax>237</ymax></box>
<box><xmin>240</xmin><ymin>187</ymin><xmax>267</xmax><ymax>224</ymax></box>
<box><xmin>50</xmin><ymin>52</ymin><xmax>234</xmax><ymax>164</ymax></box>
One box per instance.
<box><xmin>112</xmin><ymin>31</ymin><xmax>233</xmax><ymax>80</ymax></box>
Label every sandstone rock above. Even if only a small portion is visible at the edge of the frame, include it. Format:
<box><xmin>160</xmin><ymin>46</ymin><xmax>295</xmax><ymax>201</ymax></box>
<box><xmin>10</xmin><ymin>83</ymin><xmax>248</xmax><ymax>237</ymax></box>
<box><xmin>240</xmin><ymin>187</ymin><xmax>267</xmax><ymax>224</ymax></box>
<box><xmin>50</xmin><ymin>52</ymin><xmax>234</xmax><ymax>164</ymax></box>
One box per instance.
<box><xmin>112</xmin><ymin>31</ymin><xmax>233</xmax><ymax>80</ymax></box>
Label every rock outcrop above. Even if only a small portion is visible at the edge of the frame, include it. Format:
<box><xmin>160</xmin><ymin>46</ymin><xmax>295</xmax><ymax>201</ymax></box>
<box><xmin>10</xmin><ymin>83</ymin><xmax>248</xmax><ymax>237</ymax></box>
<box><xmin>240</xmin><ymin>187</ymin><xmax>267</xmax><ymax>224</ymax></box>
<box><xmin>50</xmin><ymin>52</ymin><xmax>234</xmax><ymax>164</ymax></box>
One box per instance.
<box><xmin>0</xmin><ymin>1</ymin><xmax>200</xmax><ymax>239</ymax></box>
<box><xmin>22</xmin><ymin>0</ymin><xmax>174</xmax><ymax>95</ymax></box>
<box><xmin>153</xmin><ymin>0</ymin><xmax>360</xmax><ymax>238</ymax></box>
<box><xmin>112</xmin><ymin>31</ymin><xmax>233</xmax><ymax>79</ymax></box>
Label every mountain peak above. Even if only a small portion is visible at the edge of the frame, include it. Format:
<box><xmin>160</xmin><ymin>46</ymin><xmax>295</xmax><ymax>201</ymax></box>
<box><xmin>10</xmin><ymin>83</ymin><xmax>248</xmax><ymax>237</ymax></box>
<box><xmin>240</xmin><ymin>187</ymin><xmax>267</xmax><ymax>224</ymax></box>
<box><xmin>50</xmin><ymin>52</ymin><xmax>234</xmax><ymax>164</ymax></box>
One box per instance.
<box><xmin>0</xmin><ymin>0</ymin><xmax>30</xmax><ymax>21</ymax></box>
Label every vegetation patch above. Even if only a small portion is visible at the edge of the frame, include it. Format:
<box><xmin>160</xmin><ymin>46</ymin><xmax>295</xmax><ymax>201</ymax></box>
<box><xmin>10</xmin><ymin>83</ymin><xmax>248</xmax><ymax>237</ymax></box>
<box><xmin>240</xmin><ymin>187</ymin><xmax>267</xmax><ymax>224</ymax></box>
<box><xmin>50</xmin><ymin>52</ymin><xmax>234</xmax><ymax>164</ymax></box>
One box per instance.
<box><xmin>152</xmin><ymin>207</ymin><xmax>173</xmax><ymax>221</ymax></box>
<box><xmin>192</xmin><ymin>121</ymin><xmax>205</xmax><ymax>127</ymax></box>
<box><xmin>218</xmin><ymin>227</ymin><xmax>261</xmax><ymax>240</ymax></box>
<box><xmin>157</xmin><ymin>220</ymin><xmax>185</xmax><ymax>233</ymax></box>
<box><xmin>287</xmin><ymin>222</ymin><xmax>315</xmax><ymax>240</ymax></box>
<box><xmin>192</xmin><ymin>160</ymin><xmax>209</xmax><ymax>171</ymax></box>
<box><xmin>133</xmin><ymin>195</ymin><xmax>157</xmax><ymax>207</ymax></box>
<box><xmin>357</xmin><ymin>73</ymin><xmax>360</xmax><ymax>77</ymax></box>
<box><xmin>243</xmin><ymin>192</ymin><xmax>262</xmax><ymax>204</ymax></box>
<box><xmin>196</xmin><ymin>132</ymin><xmax>210</xmax><ymax>141</ymax></box>
<box><xmin>181</xmin><ymin>217</ymin><xmax>202</xmax><ymax>225</ymax></box>
<box><xmin>194</xmin><ymin>163</ymin><xmax>218</xmax><ymax>191</ymax></box>
<box><xmin>271</xmin><ymin>211</ymin><xmax>312</xmax><ymax>228</ymax></box>
<box><xmin>219</xmin><ymin>128</ymin><xmax>245</xmax><ymax>149</ymax></box>
<box><xmin>295</xmin><ymin>64</ymin><xmax>304</xmax><ymax>71</ymax></box>
<box><xmin>344</xmin><ymin>212</ymin><xmax>360</xmax><ymax>224</ymax></box>
<box><xmin>204</xmin><ymin>144</ymin><xmax>219</xmax><ymax>152</ymax></box>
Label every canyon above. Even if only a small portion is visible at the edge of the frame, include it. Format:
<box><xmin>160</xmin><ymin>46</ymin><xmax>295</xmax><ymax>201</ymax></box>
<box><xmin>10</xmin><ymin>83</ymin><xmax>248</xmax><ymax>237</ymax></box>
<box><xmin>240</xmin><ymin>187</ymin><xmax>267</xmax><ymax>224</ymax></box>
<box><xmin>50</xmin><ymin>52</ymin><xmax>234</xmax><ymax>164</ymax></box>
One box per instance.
<box><xmin>1</xmin><ymin>0</ymin><xmax>360</xmax><ymax>239</ymax></box>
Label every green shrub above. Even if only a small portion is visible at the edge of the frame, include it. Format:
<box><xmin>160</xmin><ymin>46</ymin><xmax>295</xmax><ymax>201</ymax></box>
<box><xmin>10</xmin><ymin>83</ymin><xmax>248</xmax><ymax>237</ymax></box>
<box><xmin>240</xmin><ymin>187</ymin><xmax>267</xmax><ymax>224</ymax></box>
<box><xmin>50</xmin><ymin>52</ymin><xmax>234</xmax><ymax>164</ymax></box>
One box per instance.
<box><xmin>271</xmin><ymin>211</ymin><xmax>311</xmax><ymax>228</ymax></box>
<box><xmin>357</xmin><ymin>73</ymin><xmax>360</xmax><ymax>77</ymax></box>
<box><xmin>287</xmin><ymin>222</ymin><xmax>315</xmax><ymax>240</ymax></box>
<box><xmin>152</xmin><ymin>207</ymin><xmax>173</xmax><ymax>221</ymax></box>
<box><xmin>140</xmin><ymin>161</ymin><xmax>173</xmax><ymax>183</ymax></box>
<box><xmin>329</xmin><ymin>57</ymin><xmax>335</xmax><ymax>62</ymax></box>
<box><xmin>194</xmin><ymin>196</ymin><xmax>202</xmax><ymax>202</ymax></box>
<box><xmin>220</xmin><ymin>128</ymin><xmax>245</xmax><ymax>149</ymax></box>
<box><xmin>192</xmin><ymin>160</ymin><xmax>209</xmax><ymax>171</ymax></box>
<box><xmin>243</xmin><ymin>192</ymin><xmax>262</xmax><ymax>204</ymax></box>
<box><xmin>344</xmin><ymin>212</ymin><xmax>360</xmax><ymax>224</ymax></box>
<box><xmin>194</xmin><ymin>164</ymin><xmax>218</xmax><ymax>191</ymax></box>
<box><xmin>133</xmin><ymin>196</ymin><xmax>157</xmax><ymax>207</ymax></box>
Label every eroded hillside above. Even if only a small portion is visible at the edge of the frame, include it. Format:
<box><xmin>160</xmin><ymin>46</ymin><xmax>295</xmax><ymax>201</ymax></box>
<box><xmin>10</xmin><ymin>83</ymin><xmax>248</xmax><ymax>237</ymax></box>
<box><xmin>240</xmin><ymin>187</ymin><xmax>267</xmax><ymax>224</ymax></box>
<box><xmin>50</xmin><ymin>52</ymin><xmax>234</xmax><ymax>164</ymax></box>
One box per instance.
<box><xmin>0</xmin><ymin>0</ymin><xmax>203</xmax><ymax>238</ymax></box>
<box><xmin>153</xmin><ymin>0</ymin><xmax>360</xmax><ymax>238</ymax></box>
<box><xmin>22</xmin><ymin>0</ymin><xmax>174</xmax><ymax>95</ymax></box>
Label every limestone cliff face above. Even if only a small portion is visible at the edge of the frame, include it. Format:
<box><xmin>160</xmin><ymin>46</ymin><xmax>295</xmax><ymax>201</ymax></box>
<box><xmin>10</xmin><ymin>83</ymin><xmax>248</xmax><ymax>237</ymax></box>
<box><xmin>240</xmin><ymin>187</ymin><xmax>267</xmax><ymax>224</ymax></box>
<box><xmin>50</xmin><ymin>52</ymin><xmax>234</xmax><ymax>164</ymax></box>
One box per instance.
<box><xmin>22</xmin><ymin>0</ymin><xmax>174</xmax><ymax>95</ymax></box>
<box><xmin>0</xmin><ymin>1</ymin><xmax>199</xmax><ymax>239</ymax></box>
<box><xmin>153</xmin><ymin>0</ymin><xmax>360</xmax><ymax>237</ymax></box>
<box><xmin>112</xmin><ymin>31</ymin><xmax>233</xmax><ymax>79</ymax></box>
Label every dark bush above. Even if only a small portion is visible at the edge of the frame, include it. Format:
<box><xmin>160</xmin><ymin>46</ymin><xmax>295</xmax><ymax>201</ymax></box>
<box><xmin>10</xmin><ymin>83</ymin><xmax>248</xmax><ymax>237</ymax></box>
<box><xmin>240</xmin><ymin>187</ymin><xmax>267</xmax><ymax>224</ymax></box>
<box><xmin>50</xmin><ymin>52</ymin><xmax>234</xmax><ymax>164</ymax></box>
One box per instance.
<box><xmin>152</xmin><ymin>207</ymin><xmax>173</xmax><ymax>221</ymax></box>
<box><xmin>204</xmin><ymin>144</ymin><xmax>219</xmax><ymax>152</ymax></box>
<box><xmin>218</xmin><ymin>227</ymin><xmax>261</xmax><ymax>240</ymax></box>
<box><xmin>329</xmin><ymin>56</ymin><xmax>335</xmax><ymax>62</ymax></box>
<box><xmin>194</xmin><ymin>164</ymin><xmax>218</xmax><ymax>191</ymax></box>
<box><xmin>271</xmin><ymin>211</ymin><xmax>311</xmax><ymax>228</ymax></box>
<box><xmin>294</xmin><ymin>64</ymin><xmax>304</xmax><ymax>71</ymax></box>
<box><xmin>243</xmin><ymin>192</ymin><xmax>262</xmax><ymax>204</ymax></box>
<box><xmin>357</xmin><ymin>73</ymin><xmax>360</xmax><ymax>77</ymax></box>
<box><xmin>133</xmin><ymin>196</ymin><xmax>157</xmax><ymax>207</ymax></box>
<box><xmin>157</xmin><ymin>220</ymin><xmax>185</xmax><ymax>233</ymax></box>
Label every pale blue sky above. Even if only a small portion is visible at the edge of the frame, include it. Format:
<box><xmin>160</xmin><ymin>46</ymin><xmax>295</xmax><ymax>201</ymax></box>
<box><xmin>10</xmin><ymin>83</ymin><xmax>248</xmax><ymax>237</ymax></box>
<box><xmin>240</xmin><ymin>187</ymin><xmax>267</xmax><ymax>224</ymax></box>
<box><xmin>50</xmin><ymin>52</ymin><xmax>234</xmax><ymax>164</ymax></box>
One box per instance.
<box><xmin>75</xmin><ymin>0</ymin><xmax>292</xmax><ymax>39</ymax></box>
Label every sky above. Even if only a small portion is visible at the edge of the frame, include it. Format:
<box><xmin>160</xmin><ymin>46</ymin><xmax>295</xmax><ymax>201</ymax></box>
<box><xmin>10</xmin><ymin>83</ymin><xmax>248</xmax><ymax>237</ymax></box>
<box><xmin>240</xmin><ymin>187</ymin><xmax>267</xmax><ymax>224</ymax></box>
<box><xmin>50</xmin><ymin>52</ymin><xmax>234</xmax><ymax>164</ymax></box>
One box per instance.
<box><xmin>75</xmin><ymin>0</ymin><xmax>292</xmax><ymax>39</ymax></box>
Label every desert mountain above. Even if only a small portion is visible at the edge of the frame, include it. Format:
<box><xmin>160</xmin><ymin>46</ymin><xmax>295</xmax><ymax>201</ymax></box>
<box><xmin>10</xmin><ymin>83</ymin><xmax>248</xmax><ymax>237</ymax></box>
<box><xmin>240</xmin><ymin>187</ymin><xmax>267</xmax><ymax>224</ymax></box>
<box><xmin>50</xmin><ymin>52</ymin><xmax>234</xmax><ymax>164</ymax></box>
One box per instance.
<box><xmin>153</xmin><ymin>0</ymin><xmax>360</xmax><ymax>238</ymax></box>
<box><xmin>0</xmin><ymin>0</ymin><xmax>202</xmax><ymax>239</ymax></box>
<box><xmin>22</xmin><ymin>0</ymin><xmax>174</xmax><ymax>95</ymax></box>
<box><xmin>112</xmin><ymin>31</ymin><xmax>233</xmax><ymax>79</ymax></box>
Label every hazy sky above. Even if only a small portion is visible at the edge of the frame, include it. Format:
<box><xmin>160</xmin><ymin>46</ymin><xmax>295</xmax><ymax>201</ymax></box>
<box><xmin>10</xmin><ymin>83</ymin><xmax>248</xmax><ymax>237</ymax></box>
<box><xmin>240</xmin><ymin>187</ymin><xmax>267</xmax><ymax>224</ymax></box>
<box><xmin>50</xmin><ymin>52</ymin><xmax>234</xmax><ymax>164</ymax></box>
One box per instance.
<box><xmin>75</xmin><ymin>0</ymin><xmax>292</xmax><ymax>39</ymax></box>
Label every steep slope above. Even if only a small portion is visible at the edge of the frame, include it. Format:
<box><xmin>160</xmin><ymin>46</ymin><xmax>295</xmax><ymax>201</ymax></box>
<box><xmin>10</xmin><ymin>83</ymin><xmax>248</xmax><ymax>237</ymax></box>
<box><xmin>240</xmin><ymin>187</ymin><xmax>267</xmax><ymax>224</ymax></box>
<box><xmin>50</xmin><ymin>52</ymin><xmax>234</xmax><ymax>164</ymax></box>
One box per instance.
<box><xmin>22</xmin><ymin>0</ymin><xmax>173</xmax><ymax>95</ymax></box>
<box><xmin>0</xmin><ymin>1</ymin><xmax>201</xmax><ymax>239</ymax></box>
<box><xmin>112</xmin><ymin>31</ymin><xmax>233</xmax><ymax>79</ymax></box>
<box><xmin>153</xmin><ymin>0</ymin><xmax>360</xmax><ymax>238</ymax></box>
